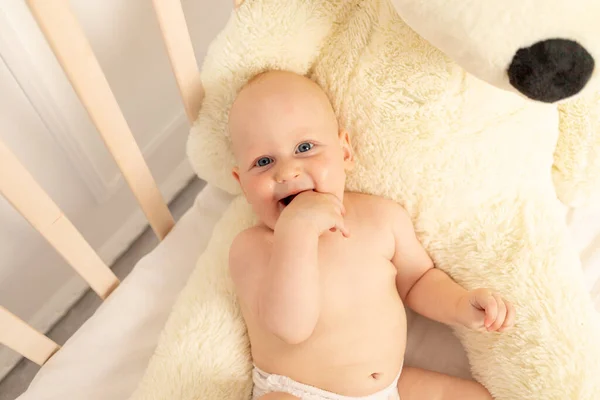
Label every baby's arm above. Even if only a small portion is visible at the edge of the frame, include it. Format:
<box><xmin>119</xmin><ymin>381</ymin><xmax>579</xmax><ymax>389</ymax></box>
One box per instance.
<box><xmin>390</xmin><ymin>204</ymin><xmax>515</xmax><ymax>331</ymax></box>
<box><xmin>391</xmin><ymin>208</ymin><xmax>466</xmax><ymax>327</ymax></box>
<box><xmin>229</xmin><ymin>224</ymin><xmax>320</xmax><ymax>345</ymax></box>
<box><xmin>229</xmin><ymin>191</ymin><xmax>346</xmax><ymax>345</ymax></box>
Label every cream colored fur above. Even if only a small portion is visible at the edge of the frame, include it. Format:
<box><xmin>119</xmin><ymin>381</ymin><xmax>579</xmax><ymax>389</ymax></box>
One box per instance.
<box><xmin>129</xmin><ymin>1</ymin><xmax>600</xmax><ymax>399</ymax></box>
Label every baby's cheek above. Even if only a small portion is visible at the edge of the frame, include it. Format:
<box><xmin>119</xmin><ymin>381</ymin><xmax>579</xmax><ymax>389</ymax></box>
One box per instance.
<box><xmin>242</xmin><ymin>176</ymin><xmax>266</xmax><ymax>200</ymax></box>
<box><xmin>315</xmin><ymin>157</ymin><xmax>344</xmax><ymax>188</ymax></box>
<box><xmin>314</xmin><ymin>161</ymin><xmax>331</xmax><ymax>183</ymax></box>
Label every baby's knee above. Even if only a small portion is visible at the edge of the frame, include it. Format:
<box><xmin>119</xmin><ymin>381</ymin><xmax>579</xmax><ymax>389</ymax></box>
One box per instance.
<box><xmin>258</xmin><ymin>392</ymin><xmax>300</xmax><ymax>400</ymax></box>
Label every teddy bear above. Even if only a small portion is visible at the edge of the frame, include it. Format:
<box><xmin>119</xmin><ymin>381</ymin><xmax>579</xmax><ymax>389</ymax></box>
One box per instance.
<box><xmin>129</xmin><ymin>1</ymin><xmax>600</xmax><ymax>399</ymax></box>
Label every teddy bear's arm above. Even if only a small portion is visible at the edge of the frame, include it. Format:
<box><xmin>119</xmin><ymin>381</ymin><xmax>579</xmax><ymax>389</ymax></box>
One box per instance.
<box><xmin>552</xmin><ymin>90</ymin><xmax>600</xmax><ymax>207</ymax></box>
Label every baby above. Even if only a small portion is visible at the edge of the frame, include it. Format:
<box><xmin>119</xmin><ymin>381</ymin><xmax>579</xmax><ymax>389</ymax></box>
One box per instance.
<box><xmin>228</xmin><ymin>70</ymin><xmax>515</xmax><ymax>400</ymax></box>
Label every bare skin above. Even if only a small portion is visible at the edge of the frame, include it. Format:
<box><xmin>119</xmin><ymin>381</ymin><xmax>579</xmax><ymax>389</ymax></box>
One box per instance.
<box><xmin>228</xmin><ymin>70</ymin><xmax>515</xmax><ymax>399</ymax></box>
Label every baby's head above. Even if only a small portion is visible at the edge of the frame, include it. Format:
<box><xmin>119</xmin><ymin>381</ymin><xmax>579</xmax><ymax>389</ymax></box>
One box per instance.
<box><xmin>228</xmin><ymin>70</ymin><xmax>353</xmax><ymax>230</ymax></box>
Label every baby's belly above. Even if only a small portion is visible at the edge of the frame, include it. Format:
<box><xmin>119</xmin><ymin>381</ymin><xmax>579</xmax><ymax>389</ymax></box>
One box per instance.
<box><xmin>252</xmin><ymin>283</ymin><xmax>407</xmax><ymax>396</ymax></box>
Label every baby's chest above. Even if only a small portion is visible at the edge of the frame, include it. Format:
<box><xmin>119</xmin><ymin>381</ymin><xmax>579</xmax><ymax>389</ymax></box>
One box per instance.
<box><xmin>316</xmin><ymin>234</ymin><xmax>397</xmax><ymax>309</ymax></box>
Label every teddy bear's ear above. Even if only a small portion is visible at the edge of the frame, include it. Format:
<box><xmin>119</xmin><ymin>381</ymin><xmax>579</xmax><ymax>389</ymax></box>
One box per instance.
<box><xmin>553</xmin><ymin>90</ymin><xmax>600</xmax><ymax>207</ymax></box>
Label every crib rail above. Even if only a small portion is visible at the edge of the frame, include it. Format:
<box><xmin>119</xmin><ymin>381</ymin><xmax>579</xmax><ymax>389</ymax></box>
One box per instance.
<box><xmin>26</xmin><ymin>0</ymin><xmax>176</xmax><ymax>241</ymax></box>
<box><xmin>151</xmin><ymin>0</ymin><xmax>204</xmax><ymax>124</ymax></box>
<box><xmin>0</xmin><ymin>139</ymin><xmax>119</xmax><ymax>301</ymax></box>
<box><xmin>0</xmin><ymin>0</ymin><xmax>205</xmax><ymax>367</ymax></box>
<box><xmin>0</xmin><ymin>307</ymin><xmax>60</xmax><ymax>366</ymax></box>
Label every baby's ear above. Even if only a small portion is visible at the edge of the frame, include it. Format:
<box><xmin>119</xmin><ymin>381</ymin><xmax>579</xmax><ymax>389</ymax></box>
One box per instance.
<box><xmin>339</xmin><ymin>129</ymin><xmax>354</xmax><ymax>170</ymax></box>
<box><xmin>231</xmin><ymin>167</ymin><xmax>246</xmax><ymax>195</ymax></box>
<box><xmin>232</xmin><ymin>167</ymin><xmax>240</xmax><ymax>183</ymax></box>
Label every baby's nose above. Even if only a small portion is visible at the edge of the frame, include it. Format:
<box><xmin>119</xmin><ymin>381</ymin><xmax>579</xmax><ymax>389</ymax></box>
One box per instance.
<box><xmin>274</xmin><ymin>164</ymin><xmax>301</xmax><ymax>183</ymax></box>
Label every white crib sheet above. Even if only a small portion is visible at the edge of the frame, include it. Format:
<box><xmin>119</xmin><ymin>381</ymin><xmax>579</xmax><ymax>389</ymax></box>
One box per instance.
<box><xmin>14</xmin><ymin>186</ymin><xmax>600</xmax><ymax>399</ymax></box>
<box><xmin>16</xmin><ymin>184</ymin><xmax>235</xmax><ymax>400</ymax></box>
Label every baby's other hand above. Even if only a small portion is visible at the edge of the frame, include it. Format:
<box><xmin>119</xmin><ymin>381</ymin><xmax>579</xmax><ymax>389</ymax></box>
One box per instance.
<box><xmin>457</xmin><ymin>288</ymin><xmax>516</xmax><ymax>332</ymax></box>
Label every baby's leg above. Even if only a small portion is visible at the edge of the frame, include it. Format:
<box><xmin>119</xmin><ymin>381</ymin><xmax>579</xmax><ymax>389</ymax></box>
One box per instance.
<box><xmin>397</xmin><ymin>367</ymin><xmax>493</xmax><ymax>400</ymax></box>
<box><xmin>257</xmin><ymin>393</ymin><xmax>300</xmax><ymax>400</ymax></box>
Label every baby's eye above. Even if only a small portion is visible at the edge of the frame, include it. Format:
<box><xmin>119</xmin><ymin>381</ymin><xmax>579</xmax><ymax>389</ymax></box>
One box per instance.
<box><xmin>296</xmin><ymin>142</ymin><xmax>314</xmax><ymax>153</ymax></box>
<box><xmin>255</xmin><ymin>157</ymin><xmax>273</xmax><ymax>167</ymax></box>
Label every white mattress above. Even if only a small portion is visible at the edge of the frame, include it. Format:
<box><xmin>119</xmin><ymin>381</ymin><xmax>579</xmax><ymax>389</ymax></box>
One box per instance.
<box><xmin>14</xmin><ymin>185</ymin><xmax>600</xmax><ymax>399</ymax></box>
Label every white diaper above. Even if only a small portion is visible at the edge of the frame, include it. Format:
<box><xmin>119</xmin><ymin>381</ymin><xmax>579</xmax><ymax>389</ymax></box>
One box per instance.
<box><xmin>251</xmin><ymin>365</ymin><xmax>401</xmax><ymax>400</ymax></box>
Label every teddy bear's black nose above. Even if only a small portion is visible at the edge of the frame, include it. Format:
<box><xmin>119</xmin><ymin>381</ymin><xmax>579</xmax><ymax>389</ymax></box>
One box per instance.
<box><xmin>508</xmin><ymin>39</ymin><xmax>594</xmax><ymax>103</ymax></box>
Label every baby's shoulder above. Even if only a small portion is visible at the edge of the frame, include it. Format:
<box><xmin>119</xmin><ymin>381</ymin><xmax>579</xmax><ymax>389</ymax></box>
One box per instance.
<box><xmin>344</xmin><ymin>192</ymin><xmax>408</xmax><ymax>235</ymax></box>
<box><xmin>230</xmin><ymin>225</ymin><xmax>272</xmax><ymax>261</ymax></box>
<box><xmin>345</xmin><ymin>191</ymin><xmax>404</xmax><ymax>217</ymax></box>
<box><xmin>233</xmin><ymin>224</ymin><xmax>272</xmax><ymax>246</ymax></box>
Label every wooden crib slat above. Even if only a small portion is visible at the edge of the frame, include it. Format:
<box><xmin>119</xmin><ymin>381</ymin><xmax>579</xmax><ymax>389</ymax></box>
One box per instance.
<box><xmin>26</xmin><ymin>0</ymin><xmax>175</xmax><ymax>241</ymax></box>
<box><xmin>0</xmin><ymin>306</ymin><xmax>60</xmax><ymax>366</ymax></box>
<box><xmin>151</xmin><ymin>0</ymin><xmax>204</xmax><ymax>124</ymax></box>
<box><xmin>0</xmin><ymin>139</ymin><xmax>119</xmax><ymax>300</ymax></box>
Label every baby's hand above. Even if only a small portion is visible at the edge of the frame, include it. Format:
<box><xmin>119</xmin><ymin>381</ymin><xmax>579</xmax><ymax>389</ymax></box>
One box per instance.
<box><xmin>278</xmin><ymin>190</ymin><xmax>350</xmax><ymax>237</ymax></box>
<box><xmin>457</xmin><ymin>288</ymin><xmax>516</xmax><ymax>332</ymax></box>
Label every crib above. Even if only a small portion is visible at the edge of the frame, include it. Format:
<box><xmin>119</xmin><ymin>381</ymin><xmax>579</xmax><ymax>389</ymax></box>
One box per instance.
<box><xmin>1</xmin><ymin>1</ymin><xmax>600</xmax><ymax>399</ymax></box>
<box><xmin>0</xmin><ymin>0</ymin><xmax>235</xmax><ymax>398</ymax></box>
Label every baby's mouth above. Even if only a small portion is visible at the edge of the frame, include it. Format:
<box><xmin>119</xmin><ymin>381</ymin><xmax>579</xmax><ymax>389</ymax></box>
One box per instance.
<box><xmin>277</xmin><ymin>189</ymin><xmax>314</xmax><ymax>212</ymax></box>
<box><xmin>278</xmin><ymin>189</ymin><xmax>312</xmax><ymax>210</ymax></box>
<box><xmin>279</xmin><ymin>193</ymin><xmax>298</xmax><ymax>208</ymax></box>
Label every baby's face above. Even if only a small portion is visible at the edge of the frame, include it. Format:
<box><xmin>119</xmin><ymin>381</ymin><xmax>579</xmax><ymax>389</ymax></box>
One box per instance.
<box><xmin>229</xmin><ymin>71</ymin><xmax>353</xmax><ymax>230</ymax></box>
